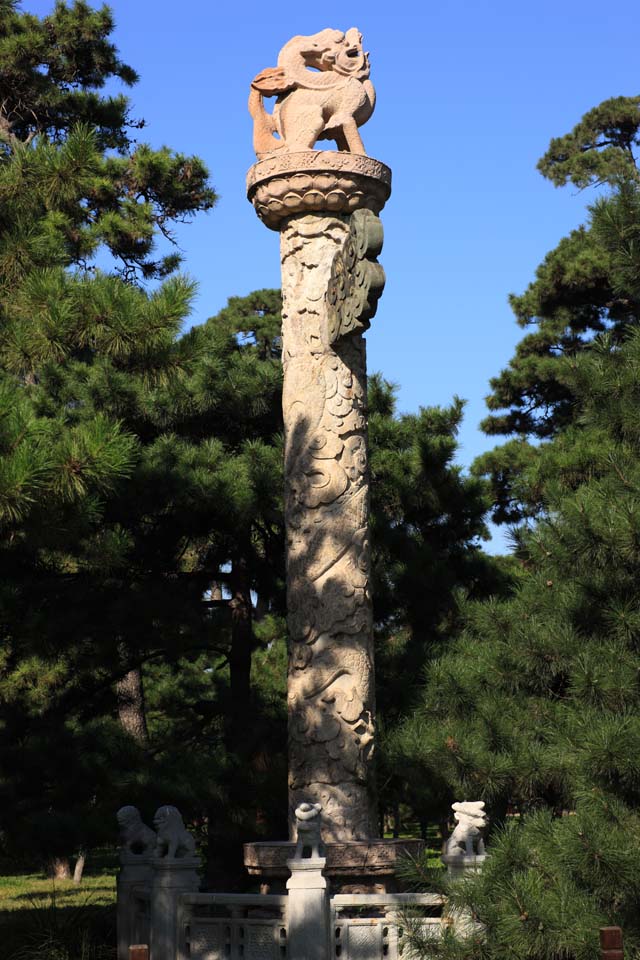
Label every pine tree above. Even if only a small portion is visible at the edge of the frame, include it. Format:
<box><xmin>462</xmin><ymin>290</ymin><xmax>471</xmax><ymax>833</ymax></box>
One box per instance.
<box><xmin>477</xmin><ymin>96</ymin><xmax>640</xmax><ymax>524</ymax></box>
<box><xmin>368</xmin><ymin>376</ymin><xmax>510</xmax><ymax>833</ymax></box>
<box><xmin>394</xmin><ymin>204</ymin><xmax>640</xmax><ymax>955</ymax></box>
<box><xmin>0</xmin><ymin>1</ymin><xmax>217</xmax><ymax>871</ymax></box>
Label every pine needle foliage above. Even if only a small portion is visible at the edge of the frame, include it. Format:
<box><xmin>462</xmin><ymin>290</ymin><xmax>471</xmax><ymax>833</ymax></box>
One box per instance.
<box><xmin>477</xmin><ymin>96</ymin><xmax>640</xmax><ymax>524</ymax></box>
<box><xmin>395</xmin><ymin>321</ymin><xmax>640</xmax><ymax>957</ymax></box>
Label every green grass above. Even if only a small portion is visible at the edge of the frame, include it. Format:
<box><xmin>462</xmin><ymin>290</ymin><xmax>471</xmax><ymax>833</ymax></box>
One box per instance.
<box><xmin>0</xmin><ymin>858</ymin><xmax>117</xmax><ymax>960</ymax></box>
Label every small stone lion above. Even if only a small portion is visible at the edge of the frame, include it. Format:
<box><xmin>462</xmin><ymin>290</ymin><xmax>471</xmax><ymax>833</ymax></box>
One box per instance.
<box><xmin>294</xmin><ymin>802</ymin><xmax>324</xmax><ymax>859</ymax></box>
<box><xmin>446</xmin><ymin>801</ymin><xmax>487</xmax><ymax>857</ymax></box>
<box><xmin>153</xmin><ymin>805</ymin><xmax>197</xmax><ymax>859</ymax></box>
<box><xmin>116</xmin><ymin>805</ymin><xmax>156</xmax><ymax>858</ymax></box>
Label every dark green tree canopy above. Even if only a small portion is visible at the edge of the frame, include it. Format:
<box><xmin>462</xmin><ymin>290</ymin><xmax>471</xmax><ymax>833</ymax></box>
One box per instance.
<box><xmin>538</xmin><ymin>96</ymin><xmax>640</xmax><ymax>189</ymax></box>
<box><xmin>0</xmin><ymin>0</ymin><xmax>138</xmax><ymax>151</ymax></box>
<box><xmin>478</xmin><ymin>95</ymin><xmax>640</xmax><ymax>524</ymax></box>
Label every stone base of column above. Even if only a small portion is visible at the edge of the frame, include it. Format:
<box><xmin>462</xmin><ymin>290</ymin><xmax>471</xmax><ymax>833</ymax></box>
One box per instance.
<box><xmin>247</xmin><ymin>151</ymin><xmax>391</xmax><ymax>230</ymax></box>
<box><xmin>244</xmin><ymin>838</ymin><xmax>424</xmax><ymax>893</ymax></box>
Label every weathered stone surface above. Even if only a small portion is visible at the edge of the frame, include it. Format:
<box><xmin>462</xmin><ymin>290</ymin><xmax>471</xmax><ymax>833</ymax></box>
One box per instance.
<box><xmin>247</xmin><ymin>152</ymin><xmax>391</xmax><ymax>230</ymax></box>
<box><xmin>248</xmin><ymin>29</ymin><xmax>390</xmax><ymax>841</ymax></box>
<box><xmin>249</xmin><ymin>29</ymin><xmax>375</xmax><ymax>159</ymax></box>
<box><xmin>279</xmin><ymin>207</ymin><xmax>384</xmax><ymax>841</ymax></box>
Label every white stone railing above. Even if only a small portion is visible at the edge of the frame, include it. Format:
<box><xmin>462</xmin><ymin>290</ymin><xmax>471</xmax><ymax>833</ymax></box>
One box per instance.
<box><xmin>177</xmin><ymin>893</ymin><xmax>287</xmax><ymax>960</ymax></box>
<box><xmin>116</xmin><ymin>801</ymin><xmax>486</xmax><ymax>960</ymax></box>
<box><xmin>174</xmin><ymin>890</ymin><xmax>446</xmax><ymax>960</ymax></box>
<box><xmin>331</xmin><ymin>893</ymin><xmax>445</xmax><ymax>960</ymax></box>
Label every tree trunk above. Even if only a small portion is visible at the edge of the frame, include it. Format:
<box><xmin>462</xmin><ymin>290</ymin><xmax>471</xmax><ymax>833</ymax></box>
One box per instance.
<box><xmin>207</xmin><ymin>557</ymin><xmax>255</xmax><ymax>891</ymax></box>
<box><xmin>73</xmin><ymin>850</ymin><xmax>86</xmax><ymax>884</ymax></box>
<box><xmin>115</xmin><ymin>663</ymin><xmax>150</xmax><ymax>748</ymax></box>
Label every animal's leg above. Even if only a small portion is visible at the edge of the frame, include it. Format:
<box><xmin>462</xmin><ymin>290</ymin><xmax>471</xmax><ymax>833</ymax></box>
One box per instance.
<box><xmin>465</xmin><ymin>836</ymin><xmax>473</xmax><ymax>855</ymax></box>
<box><xmin>337</xmin><ymin>117</ymin><xmax>366</xmax><ymax>155</ymax></box>
<box><xmin>334</xmin><ymin>130</ymin><xmax>350</xmax><ymax>151</ymax></box>
<box><xmin>477</xmin><ymin>837</ymin><xmax>485</xmax><ymax>855</ymax></box>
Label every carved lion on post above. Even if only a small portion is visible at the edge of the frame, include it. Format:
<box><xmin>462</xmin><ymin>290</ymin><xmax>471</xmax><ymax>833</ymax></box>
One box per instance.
<box><xmin>294</xmin><ymin>802</ymin><xmax>324</xmax><ymax>859</ymax></box>
<box><xmin>116</xmin><ymin>805</ymin><xmax>156</xmax><ymax>858</ymax></box>
<box><xmin>445</xmin><ymin>801</ymin><xmax>488</xmax><ymax>857</ymax></box>
<box><xmin>249</xmin><ymin>28</ymin><xmax>375</xmax><ymax>159</ymax></box>
<box><xmin>153</xmin><ymin>805</ymin><xmax>197</xmax><ymax>859</ymax></box>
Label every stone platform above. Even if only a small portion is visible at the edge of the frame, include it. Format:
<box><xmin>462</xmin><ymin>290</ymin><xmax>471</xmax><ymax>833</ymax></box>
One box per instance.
<box><xmin>244</xmin><ymin>838</ymin><xmax>424</xmax><ymax>894</ymax></box>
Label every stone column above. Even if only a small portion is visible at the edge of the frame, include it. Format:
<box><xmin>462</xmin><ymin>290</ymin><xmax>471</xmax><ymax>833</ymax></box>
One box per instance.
<box><xmin>248</xmin><ymin>152</ymin><xmax>391</xmax><ymax>842</ymax></box>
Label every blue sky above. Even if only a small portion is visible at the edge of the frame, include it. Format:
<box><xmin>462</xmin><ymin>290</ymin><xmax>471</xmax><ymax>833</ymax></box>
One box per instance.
<box><xmin>24</xmin><ymin>0</ymin><xmax>640</xmax><ymax>549</ymax></box>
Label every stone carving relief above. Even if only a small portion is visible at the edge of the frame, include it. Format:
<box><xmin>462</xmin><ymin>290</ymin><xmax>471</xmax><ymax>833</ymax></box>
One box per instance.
<box><xmin>249</xmin><ymin>28</ymin><xmax>375</xmax><ymax>158</ymax></box>
<box><xmin>153</xmin><ymin>805</ymin><xmax>197</xmax><ymax>859</ymax></box>
<box><xmin>326</xmin><ymin>209</ymin><xmax>385</xmax><ymax>343</ymax></box>
<box><xmin>116</xmin><ymin>805</ymin><xmax>156</xmax><ymax>860</ymax></box>
<box><xmin>445</xmin><ymin>801</ymin><xmax>488</xmax><ymax>857</ymax></box>
<box><xmin>281</xmin><ymin>210</ymin><xmax>384</xmax><ymax>841</ymax></box>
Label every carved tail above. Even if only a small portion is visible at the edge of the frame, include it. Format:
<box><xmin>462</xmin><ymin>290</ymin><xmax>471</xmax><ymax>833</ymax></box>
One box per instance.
<box><xmin>248</xmin><ymin>86</ymin><xmax>286</xmax><ymax>158</ymax></box>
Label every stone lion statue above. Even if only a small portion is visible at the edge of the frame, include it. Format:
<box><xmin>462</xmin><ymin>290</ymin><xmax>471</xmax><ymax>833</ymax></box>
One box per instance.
<box><xmin>249</xmin><ymin>28</ymin><xmax>375</xmax><ymax>158</ymax></box>
<box><xmin>445</xmin><ymin>801</ymin><xmax>488</xmax><ymax>857</ymax></box>
<box><xmin>116</xmin><ymin>805</ymin><xmax>156</xmax><ymax>858</ymax></box>
<box><xmin>294</xmin><ymin>802</ymin><xmax>324</xmax><ymax>859</ymax></box>
<box><xmin>153</xmin><ymin>805</ymin><xmax>197</xmax><ymax>859</ymax></box>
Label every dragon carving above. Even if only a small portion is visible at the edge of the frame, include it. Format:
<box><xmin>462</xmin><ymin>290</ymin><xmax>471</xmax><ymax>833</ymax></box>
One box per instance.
<box><xmin>280</xmin><ymin>211</ymin><xmax>384</xmax><ymax>840</ymax></box>
<box><xmin>249</xmin><ymin>28</ymin><xmax>375</xmax><ymax>159</ymax></box>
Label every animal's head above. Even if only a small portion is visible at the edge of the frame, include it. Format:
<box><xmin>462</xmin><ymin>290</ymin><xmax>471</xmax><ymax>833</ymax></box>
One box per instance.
<box><xmin>153</xmin><ymin>805</ymin><xmax>183</xmax><ymax>832</ymax></box>
<box><xmin>295</xmin><ymin>801</ymin><xmax>322</xmax><ymax>823</ymax></box>
<box><xmin>452</xmin><ymin>801</ymin><xmax>487</xmax><ymax>828</ymax></box>
<box><xmin>117</xmin><ymin>805</ymin><xmax>142</xmax><ymax>828</ymax></box>
<box><xmin>280</xmin><ymin>28</ymin><xmax>370</xmax><ymax>81</ymax></box>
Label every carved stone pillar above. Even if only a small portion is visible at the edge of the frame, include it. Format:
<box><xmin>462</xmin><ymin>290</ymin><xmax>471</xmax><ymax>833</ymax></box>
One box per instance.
<box><xmin>247</xmin><ymin>152</ymin><xmax>391</xmax><ymax>841</ymax></box>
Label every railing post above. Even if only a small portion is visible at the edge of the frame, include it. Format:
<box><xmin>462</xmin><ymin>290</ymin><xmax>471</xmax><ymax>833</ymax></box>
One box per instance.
<box><xmin>117</xmin><ymin>857</ymin><xmax>152</xmax><ymax>960</ymax></box>
<box><xmin>116</xmin><ymin>806</ymin><xmax>157</xmax><ymax>960</ymax></box>
<box><xmin>286</xmin><ymin>804</ymin><xmax>331</xmax><ymax>960</ymax></box>
<box><xmin>147</xmin><ymin>806</ymin><xmax>200</xmax><ymax>960</ymax></box>
<box><xmin>441</xmin><ymin>800</ymin><xmax>487</xmax><ymax>936</ymax></box>
<box><xmin>600</xmin><ymin>927</ymin><xmax>623</xmax><ymax>960</ymax></box>
<box><xmin>150</xmin><ymin>856</ymin><xmax>200</xmax><ymax>960</ymax></box>
<box><xmin>286</xmin><ymin>858</ymin><xmax>331</xmax><ymax>960</ymax></box>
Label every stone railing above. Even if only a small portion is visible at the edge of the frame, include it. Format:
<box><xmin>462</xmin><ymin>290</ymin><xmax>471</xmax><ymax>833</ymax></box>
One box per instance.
<box><xmin>178</xmin><ymin>893</ymin><xmax>287</xmax><ymax>960</ymax></box>
<box><xmin>116</xmin><ymin>801</ymin><xmax>487</xmax><ymax>960</ymax></box>
<box><xmin>332</xmin><ymin>892</ymin><xmax>445</xmax><ymax>959</ymax></box>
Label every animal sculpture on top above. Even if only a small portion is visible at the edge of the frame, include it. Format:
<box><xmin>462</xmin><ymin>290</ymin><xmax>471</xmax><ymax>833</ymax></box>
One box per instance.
<box><xmin>445</xmin><ymin>801</ymin><xmax>488</xmax><ymax>857</ymax></box>
<box><xmin>153</xmin><ymin>805</ymin><xmax>197</xmax><ymax>859</ymax></box>
<box><xmin>294</xmin><ymin>802</ymin><xmax>324</xmax><ymax>859</ymax></box>
<box><xmin>249</xmin><ymin>28</ymin><xmax>375</xmax><ymax>159</ymax></box>
<box><xmin>116</xmin><ymin>805</ymin><xmax>156</xmax><ymax>859</ymax></box>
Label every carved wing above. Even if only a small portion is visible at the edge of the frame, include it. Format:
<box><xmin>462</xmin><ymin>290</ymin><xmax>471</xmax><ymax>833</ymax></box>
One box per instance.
<box><xmin>251</xmin><ymin>67</ymin><xmax>296</xmax><ymax>97</ymax></box>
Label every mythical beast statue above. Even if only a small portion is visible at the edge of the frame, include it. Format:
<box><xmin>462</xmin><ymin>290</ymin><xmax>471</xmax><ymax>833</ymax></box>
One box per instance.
<box><xmin>249</xmin><ymin>28</ymin><xmax>375</xmax><ymax>159</ymax></box>
<box><xmin>153</xmin><ymin>805</ymin><xmax>197</xmax><ymax>859</ymax></box>
<box><xmin>445</xmin><ymin>801</ymin><xmax>488</xmax><ymax>857</ymax></box>
<box><xmin>116</xmin><ymin>805</ymin><xmax>156</xmax><ymax>859</ymax></box>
